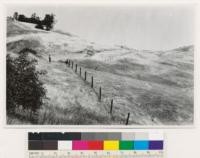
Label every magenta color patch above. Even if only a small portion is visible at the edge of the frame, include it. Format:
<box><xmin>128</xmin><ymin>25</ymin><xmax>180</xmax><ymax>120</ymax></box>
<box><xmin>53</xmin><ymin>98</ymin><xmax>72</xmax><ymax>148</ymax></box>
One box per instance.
<box><xmin>72</xmin><ymin>141</ymin><xmax>88</xmax><ymax>150</ymax></box>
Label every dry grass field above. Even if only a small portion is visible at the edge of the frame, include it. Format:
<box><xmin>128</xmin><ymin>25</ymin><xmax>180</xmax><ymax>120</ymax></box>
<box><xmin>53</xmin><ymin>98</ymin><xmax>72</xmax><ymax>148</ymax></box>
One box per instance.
<box><xmin>7</xmin><ymin>19</ymin><xmax>193</xmax><ymax>125</ymax></box>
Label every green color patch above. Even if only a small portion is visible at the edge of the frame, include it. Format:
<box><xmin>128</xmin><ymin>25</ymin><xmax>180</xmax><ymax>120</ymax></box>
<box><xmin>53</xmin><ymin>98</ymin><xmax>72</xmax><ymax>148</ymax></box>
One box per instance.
<box><xmin>119</xmin><ymin>141</ymin><xmax>134</xmax><ymax>150</ymax></box>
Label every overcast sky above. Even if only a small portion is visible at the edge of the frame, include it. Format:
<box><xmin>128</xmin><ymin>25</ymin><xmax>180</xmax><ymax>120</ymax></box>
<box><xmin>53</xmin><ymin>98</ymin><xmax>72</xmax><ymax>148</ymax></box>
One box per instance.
<box><xmin>7</xmin><ymin>4</ymin><xmax>195</xmax><ymax>50</ymax></box>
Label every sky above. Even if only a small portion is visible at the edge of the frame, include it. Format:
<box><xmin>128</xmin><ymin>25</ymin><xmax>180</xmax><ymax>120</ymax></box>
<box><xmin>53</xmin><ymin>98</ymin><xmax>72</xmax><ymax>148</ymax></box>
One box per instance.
<box><xmin>7</xmin><ymin>4</ymin><xmax>195</xmax><ymax>50</ymax></box>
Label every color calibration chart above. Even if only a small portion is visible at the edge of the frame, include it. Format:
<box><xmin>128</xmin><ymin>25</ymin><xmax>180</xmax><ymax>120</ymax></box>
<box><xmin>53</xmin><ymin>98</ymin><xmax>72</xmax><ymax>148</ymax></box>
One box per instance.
<box><xmin>28</xmin><ymin>132</ymin><xmax>164</xmax><ymax>158</ymax></box>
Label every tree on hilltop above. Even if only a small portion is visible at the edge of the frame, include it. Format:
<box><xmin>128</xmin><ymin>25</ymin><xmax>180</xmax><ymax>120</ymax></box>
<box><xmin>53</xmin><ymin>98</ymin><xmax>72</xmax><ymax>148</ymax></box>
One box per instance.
<box><xmin>13</xmin><ymin>12</ymin><xmax>18</xmax><ymax>20</ymax></box>
<box><xmin>43</xmin><ymin>14</ymin><xmax>55</xmax><ymax>31</ymax></box>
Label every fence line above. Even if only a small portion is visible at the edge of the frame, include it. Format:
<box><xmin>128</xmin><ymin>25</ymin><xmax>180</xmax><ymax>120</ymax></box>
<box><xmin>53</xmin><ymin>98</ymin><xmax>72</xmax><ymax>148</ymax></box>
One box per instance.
<box><xmin>65</xmin><ymin>58</ymin><xmax>130</xmax><ymax>125</ymax></box>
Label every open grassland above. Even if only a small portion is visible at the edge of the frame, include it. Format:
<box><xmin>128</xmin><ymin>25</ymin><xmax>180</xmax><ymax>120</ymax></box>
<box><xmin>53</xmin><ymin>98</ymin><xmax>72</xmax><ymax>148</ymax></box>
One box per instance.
<box><xmin>7</xmin><ymin>19</ymin><xmax>193</xmax><ymax>125</ymax></box>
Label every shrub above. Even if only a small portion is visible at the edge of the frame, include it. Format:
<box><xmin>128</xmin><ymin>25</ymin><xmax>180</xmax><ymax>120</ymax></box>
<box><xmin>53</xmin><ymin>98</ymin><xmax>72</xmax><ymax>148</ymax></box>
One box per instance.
<box><xmin>6</xmin><ymin>52</ymin><xmax>46</xmax><ymax>116</ymax></box>
<box><xmin>35</xmin><ymin>23</ymin><xmax>44</xmax><ymax>30</ymax></box>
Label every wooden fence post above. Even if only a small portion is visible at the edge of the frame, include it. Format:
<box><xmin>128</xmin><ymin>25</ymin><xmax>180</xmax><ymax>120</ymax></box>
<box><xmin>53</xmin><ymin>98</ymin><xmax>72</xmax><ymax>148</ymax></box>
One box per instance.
<box><xmin>99</xmin><ymin>87</ymin><xmax>102</xmax><ymax>101</ymax></box>
<box><xmin>75</xmin><ymin>64</ymin><xmax>77</xmax><ymax>72</ymax></box>
<box><xmin>110</xmin><ymin>99</ymin><xmax>113</xmax><ymax>114</ymax></box>
<box><xmin>125</xmin><ymin>113</ymin><xmax>130</xmax><ymax>125</ymax></box>
<box><xmin>80</xmin><ymin>67</ymin><xmax>82</xmax><ymax>76</ymax></box>
<box><xmin>49</xmin><ymin>54</ymin><xmax>51</xmax><ymax>63</ymax></box>
<box><xmin>91</xmin><ymin>76</ymin><xmax>94</xmax><ymax>88</ymax></box>
<box><xmin>84</xmin><ymin>71</ymin><xmax>87</xmax><ymax>81</ymax></box>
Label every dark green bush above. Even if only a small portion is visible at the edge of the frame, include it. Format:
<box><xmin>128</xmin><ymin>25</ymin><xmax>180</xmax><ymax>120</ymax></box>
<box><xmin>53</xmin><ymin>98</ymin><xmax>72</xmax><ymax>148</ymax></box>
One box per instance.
<box><xmin>6</xmin><ymin>53</ymin><xmax>46</xmax><ymax>116</ymax></box>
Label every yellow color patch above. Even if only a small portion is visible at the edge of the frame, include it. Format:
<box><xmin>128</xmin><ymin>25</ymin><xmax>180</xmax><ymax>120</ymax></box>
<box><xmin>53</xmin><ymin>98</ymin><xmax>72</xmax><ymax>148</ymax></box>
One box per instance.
<box><xmin>103</xmin><ymin>141</ymin><xmax>119</xmax><ymax>150</ymax></box>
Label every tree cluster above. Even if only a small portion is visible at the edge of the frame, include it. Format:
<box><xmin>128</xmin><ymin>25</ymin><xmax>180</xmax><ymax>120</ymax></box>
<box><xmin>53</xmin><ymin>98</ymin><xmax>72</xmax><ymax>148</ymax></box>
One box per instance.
<box><xmin>7</xmin><ymin>52</ymin><xmax>46</xmax><ymax>116</ymax></box>
<box><xmin>13</xmin><ymin>12</ymin><xmax>55</xmax><ymax>31</ymax></box>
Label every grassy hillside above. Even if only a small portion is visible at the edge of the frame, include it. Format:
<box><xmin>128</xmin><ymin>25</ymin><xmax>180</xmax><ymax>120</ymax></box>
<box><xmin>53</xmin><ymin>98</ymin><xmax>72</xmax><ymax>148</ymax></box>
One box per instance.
<box><xmin>7</xmin><ymin>19</ymin><xmax>194</xmax><ymax>125</ymax></box>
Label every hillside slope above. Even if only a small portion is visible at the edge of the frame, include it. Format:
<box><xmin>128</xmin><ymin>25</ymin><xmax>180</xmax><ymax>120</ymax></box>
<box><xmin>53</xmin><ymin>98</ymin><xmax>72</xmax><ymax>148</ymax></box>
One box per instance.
<box><xmin>7</xmin><ymin>19</ymin><xmax>194</xmax><ymax>125</ymax></box>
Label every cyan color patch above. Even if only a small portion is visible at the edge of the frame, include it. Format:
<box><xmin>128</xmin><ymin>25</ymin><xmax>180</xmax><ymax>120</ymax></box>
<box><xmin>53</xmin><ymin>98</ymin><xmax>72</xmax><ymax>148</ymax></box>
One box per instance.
<box><xmin>134</xmin><ymin>141</ymin><xmax>149</xmax><ymax>150</ymax></box>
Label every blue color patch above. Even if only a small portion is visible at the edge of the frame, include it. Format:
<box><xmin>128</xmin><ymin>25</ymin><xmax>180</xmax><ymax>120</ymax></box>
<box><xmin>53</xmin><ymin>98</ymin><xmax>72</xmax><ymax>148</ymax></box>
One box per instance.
<box><xmin>134</xmin><ymin>141</ymin><xmax>149</xmax><ymax>150</ymax></box>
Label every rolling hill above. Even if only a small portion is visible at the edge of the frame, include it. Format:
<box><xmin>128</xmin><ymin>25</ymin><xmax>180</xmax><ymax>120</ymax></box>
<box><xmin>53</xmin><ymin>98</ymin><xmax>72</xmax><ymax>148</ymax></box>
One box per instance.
<box><xmin>6</xmin><ymin>18</ymin><xmax>194</xmax><ymax>125</ymax></box>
